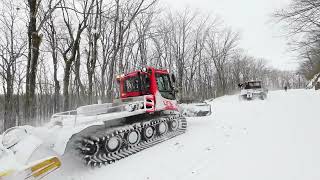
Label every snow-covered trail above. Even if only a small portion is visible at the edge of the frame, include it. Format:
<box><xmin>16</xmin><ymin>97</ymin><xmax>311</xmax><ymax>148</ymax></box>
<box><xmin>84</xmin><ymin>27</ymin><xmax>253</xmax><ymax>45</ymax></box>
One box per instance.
<box><xmin>46</xmin><ymin>89</ymin><xmax>320</xmax><ymax>180</ymax></box>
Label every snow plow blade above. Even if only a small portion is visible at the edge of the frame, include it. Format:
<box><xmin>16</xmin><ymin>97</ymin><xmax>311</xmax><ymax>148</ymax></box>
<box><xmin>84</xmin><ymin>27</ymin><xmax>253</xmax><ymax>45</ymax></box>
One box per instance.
<box><xmin>179</xmin><ymin>103</ymin><xmax>212</xmax><ymax>117</ymax></box>
<box><xmin>0</xmin><ymin>170</ymin><xmax>14</xmax><ymax>178</ymax></box>
<box><xmin>0</xmin><ymin>157</ymin><xmax>61</xmax><ymax>180</ymax></box>
<box><xmin>26</xmin><ymin>156</ymin><xmax>61</xmax><ymax>179</ymax></box>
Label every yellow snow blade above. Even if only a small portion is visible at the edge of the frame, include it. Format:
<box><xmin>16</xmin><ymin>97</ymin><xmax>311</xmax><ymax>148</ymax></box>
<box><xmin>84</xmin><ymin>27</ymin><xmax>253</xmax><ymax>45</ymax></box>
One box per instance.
<box><xmin>25</xmin><ymin>157</ymin><xmax>61</xmax><ymax>179</ymax></box>
<box><xmin>0</xmin><ymin>169</ymin><xmax>14</xmax><ymax>177</ymax></box>
<box><xmin>0</xmin><ymin>157</ymin><xmax>61</xmax><ymax>180</ymax></box>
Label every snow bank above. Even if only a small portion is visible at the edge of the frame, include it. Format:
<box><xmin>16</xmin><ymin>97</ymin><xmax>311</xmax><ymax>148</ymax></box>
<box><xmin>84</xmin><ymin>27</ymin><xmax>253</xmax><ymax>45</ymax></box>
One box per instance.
<box><xmin>0</xmin><ymin>142</ymin><xmax>21</xmax><ymax>173</ymax></box>
<box><xmin>179</xmin><ymin>103</ymin><xmax>211</xmax><ymax>117</ymax></box>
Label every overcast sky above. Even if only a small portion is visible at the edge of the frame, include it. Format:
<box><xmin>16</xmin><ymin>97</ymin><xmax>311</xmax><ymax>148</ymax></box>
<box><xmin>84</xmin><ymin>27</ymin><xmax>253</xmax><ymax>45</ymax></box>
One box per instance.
<box><xmin>161</xmin><ymin>0</ymin><xmax>297</xmax><ymax>71</ymax></box>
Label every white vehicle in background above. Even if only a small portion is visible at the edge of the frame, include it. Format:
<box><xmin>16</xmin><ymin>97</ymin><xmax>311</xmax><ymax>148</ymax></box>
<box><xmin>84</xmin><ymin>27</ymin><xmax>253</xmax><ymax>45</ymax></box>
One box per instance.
<box><xmin>238</xmin><ymin>81</ymin><xmax>268</xmax><ymax>100</ymax></box>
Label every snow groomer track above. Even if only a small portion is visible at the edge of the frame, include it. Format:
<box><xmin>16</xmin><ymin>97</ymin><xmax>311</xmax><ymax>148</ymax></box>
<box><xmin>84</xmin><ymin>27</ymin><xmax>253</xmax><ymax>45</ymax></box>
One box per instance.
<box><xmin>69</xmin><ymin>114</ymin><xmax>187</xmax><ymax>167</ymax></box>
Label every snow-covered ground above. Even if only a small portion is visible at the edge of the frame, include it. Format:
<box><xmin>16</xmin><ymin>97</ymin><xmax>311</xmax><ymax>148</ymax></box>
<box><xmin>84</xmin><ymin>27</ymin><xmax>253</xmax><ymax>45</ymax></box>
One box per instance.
<box><xmin>42</xmin><ymin>89</ymin><xmax>320</xmax><ymax>180</ymax></box>
<box><xmin>3</xmin><ymin>89</ymin><xmax>320</xmax><ymax>180</ymax></box>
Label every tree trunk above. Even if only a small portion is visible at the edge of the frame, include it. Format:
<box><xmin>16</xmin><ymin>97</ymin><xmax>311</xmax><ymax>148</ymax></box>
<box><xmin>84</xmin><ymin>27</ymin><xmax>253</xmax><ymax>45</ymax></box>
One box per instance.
<box><xmin>49</xmin><ymin>20</ymin><xmax>60</xmax><ymax>113</ymax></box>
<box><xmin>25</xmin><ymin>0</ymin><xmax>42</xmax><ymax>125</ymax></box>
<box><xmin>88</xmin><ymin>32</ymin><xmax>98</xmax><ymax>104</ymax></box>
<box><xmin>4</xmin><ymin>70</ymin><xmax>15</xmax><ymax>130</ymax></box>
<box><xmin>106</xmin><ymin>0</ymin><xmax>120</xmax><ymax>102</ymax></box>
<box><xmin>63</xmin><ymin>61</ymin><xmax>72</xmax><ymax>111</ymax></box>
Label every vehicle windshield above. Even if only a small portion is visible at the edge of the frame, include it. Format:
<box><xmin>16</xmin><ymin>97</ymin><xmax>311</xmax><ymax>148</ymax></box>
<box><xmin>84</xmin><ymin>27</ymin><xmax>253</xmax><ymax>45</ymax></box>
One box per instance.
<box><xmin>244</xmin><ymin>82</ymin><xmax>262</xmax><ymax>89</ymax></box>
<box><xmin>156</xmin><ymin>73</ymin><xmax>175</xmax><ymax>100</ymax></box>
<box><xmin>124</xmin><ymin>76</ymin><xmax>140</xmax><ymax>92</ymax></box>
<box><xmin>124</xmin><ymin>74</ymin><xmax>150</xmax><ymax>94</ymax></box>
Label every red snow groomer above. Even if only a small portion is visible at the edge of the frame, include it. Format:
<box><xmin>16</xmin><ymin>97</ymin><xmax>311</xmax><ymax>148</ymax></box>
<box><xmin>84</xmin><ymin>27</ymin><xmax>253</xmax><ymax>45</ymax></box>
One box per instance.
<box><xmin>68</xmin><ymin>67</ymin><xmax>188</xmax><ymax>166</ymax></box>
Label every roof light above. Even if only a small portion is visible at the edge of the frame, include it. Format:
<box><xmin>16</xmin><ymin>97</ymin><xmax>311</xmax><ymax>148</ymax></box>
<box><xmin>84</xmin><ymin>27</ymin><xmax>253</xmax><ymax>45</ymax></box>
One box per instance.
<box><xmin>116</xmin><ymin>74</ymin><xmax>125</xmax><ymax>79</ymax></box>
<box><xmin>142</xmin><ymin>67</ymin><xmax>147</xmax><ymax>72</ymax></box>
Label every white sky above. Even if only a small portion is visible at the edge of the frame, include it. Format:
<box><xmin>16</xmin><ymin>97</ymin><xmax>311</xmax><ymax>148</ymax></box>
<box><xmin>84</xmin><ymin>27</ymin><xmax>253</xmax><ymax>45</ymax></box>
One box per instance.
<box><xmin>160</xmin><ymin>0</ymin><xmax>297</xmax><ymax>71</ymax></box>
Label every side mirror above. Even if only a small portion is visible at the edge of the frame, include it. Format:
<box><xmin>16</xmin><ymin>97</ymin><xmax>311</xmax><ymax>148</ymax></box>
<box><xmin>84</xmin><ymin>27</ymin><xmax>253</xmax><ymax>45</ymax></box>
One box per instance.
<box><xmin>171</xmin><ymin>74</ymin><xmax>176</xmax><ymax>83</ymax></box>
<box><xmin>172</xmin><ymin>87</ymin><xmax>179</xmax><ymax>97</ymax></box>
<box><xmin>116</xmin><ymin>75</ymin><xmax>122</xmax><ymax>84</ymax></box>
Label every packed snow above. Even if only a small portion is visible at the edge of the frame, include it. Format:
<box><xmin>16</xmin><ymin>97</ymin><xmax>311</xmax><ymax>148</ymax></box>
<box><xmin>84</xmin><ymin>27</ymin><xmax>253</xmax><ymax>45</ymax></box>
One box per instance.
<box><xmin>2</xmin><ymin>89</ymin><xmax>320</xmax><ymax>180</ymax></box>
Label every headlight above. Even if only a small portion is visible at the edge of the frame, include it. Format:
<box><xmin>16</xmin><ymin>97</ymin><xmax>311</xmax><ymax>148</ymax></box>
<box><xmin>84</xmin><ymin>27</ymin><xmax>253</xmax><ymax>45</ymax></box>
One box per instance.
<box><xmin>2</xmin><ymin>127</ymin><xmax>28</xmax><ymax>149</ymax></box>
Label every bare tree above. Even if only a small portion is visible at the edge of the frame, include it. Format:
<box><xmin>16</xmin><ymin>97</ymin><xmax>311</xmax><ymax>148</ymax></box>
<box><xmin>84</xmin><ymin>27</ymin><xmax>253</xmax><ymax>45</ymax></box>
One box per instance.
<box><xmin>24</xmin><ymin>0</ymin><xmax>62</xmax><ymax>124</ymax></box>
<box><xmin>206</xmin><ymin>28</ymin><xmax>239</xmax><ymax>95</ymax></box>
<box><xmin>43</xmin><ymin>15</ymin><xmax>61</xmax><ymax>113</ymax></box>
<box><xmin>105</xmin><ymin>0</ymin><xmax>158</xmax><ymax>101</ymax></box>
<box><xmin>0</xmin><ymin>0</ymin><xmax>26</xmax><ymax>129</ymax></box>
<box><xmin>99</xmin><ymin>16</ymin><xmax>113</xmax><ymax>101</ymax></box>
<box><xmin>86</xmin><ymin>0</ymin><xmax>102</xmax><ymax>104</ymax></box>
<box><xmin>59</xmin><ymin>0</ymin><xmax>95</xmax><ymax>111</ymax></box>
<box><xmin>162</xmin><ymin>9</ymin><xmax>198</xmax><ymax>98</ymax></box>
<box><xmin>274</xmin><ymin>0</ymin><xmax>320</xmax><ymax>81</ymax></box>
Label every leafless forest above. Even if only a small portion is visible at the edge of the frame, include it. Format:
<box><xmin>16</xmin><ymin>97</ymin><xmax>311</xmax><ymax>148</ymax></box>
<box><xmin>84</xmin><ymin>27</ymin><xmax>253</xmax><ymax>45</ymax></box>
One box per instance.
<box><xmin>275</xmin><ymin>0</ymin><xmax>320</xmax><ymax>81</ymax></box>
<box><xmin>0</xmin><ymin>0</ymin><xmax>309</xmax><ymax>133</ymax></box>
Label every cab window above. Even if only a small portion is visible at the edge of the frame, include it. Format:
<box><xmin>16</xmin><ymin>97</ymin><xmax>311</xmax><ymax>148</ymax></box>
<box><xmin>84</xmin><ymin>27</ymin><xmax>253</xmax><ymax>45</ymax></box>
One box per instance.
<box><xmin>124</xmin><ymin>76</ymin><xmax>140</xmax><ymax>92</ymax></box>
<box><xmin>124</xmin><ymin>74</ymin><xmax>150</xmax><ymax>94</ymax></box>
<box><xmin>156</xmin><ymin>73</ymin><xmax>175</xmax><ymax>100</ymax></box>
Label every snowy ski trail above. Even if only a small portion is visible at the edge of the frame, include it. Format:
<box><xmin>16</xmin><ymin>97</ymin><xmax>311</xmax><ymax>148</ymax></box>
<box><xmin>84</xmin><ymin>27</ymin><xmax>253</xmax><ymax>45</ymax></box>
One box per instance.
<box><xmin>45</xmin><ymin>89</ymin><xmax>320</xmax><ymax>180</ymax></box>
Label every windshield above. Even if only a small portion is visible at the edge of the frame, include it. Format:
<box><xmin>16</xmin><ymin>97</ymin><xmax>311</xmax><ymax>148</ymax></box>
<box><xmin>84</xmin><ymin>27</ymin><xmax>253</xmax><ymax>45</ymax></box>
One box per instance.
<box><xmin>244</xmin><ymin>82</ymin><xmax>262</xmax><ymax>89</ymax></box>
<box><xmin>156</xmin><ymin>73</ymin><xmax>175</xmax><ymax>100</ymax></box>
<box><xmin>124</xmin><ymin>76</ymin><xmax>140</xmax><ymax>92</ymax></box>
<box><xmin>124</xmin><ymin>74</ymin><xmax>150</xmax><ymax>94</ymax></box>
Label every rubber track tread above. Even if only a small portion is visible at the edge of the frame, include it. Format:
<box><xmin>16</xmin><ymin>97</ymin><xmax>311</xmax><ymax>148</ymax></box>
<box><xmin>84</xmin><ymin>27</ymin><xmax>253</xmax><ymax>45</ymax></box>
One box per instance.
<box><xmin>78</xmin><ymin>114</ymin><xmax>187</xmax><ymax>167</ymax></box>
